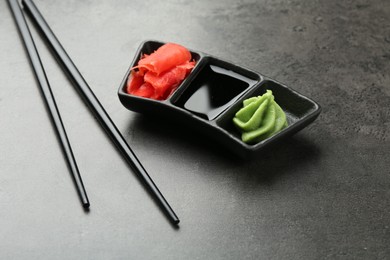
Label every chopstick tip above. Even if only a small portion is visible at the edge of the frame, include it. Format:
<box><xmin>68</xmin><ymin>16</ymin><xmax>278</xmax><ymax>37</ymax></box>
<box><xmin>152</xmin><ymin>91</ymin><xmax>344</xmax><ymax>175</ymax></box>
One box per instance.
<box><xmin>83</xmin><ymin>201</ymin><xmax>90</xmax><ymax>210</ymax></box>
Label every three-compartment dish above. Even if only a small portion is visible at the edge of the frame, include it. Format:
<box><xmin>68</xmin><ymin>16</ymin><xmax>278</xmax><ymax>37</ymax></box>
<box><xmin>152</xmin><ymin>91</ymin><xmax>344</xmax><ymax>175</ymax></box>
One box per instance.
<box><xmin>118</xmin><ymin>40</ymin><xmax>321</xmax><ymax>158</ymax></box>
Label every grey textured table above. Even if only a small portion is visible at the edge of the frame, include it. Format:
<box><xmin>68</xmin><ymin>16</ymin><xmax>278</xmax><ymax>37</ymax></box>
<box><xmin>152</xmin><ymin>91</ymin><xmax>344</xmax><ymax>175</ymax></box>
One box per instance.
<box><xmin>1</xmin><ymin>0</ymin><xmax>389</xmax><ymax>259</ymax></box>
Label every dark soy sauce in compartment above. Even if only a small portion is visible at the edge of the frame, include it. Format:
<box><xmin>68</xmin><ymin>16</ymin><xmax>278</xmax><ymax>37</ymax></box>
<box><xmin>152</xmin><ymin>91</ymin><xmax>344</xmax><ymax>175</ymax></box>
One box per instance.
<box><xmin>181</xmin><ymin>65</ymin><xmax>255</xmax><ymax>120</ymax></box>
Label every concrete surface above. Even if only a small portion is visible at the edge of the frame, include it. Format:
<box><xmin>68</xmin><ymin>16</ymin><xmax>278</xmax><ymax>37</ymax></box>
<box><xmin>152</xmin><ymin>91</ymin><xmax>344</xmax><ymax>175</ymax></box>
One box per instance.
<box><xmin>1</xmin><ymin>0</ymin><xmax>389</xmax><ymax>259</ymax></box>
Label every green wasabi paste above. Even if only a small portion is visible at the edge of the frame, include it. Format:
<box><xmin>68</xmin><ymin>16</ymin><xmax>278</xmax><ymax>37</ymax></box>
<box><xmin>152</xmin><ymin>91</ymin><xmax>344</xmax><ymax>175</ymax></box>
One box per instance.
<box><xmin>233</xmin><ymin>90</ymin><xmax>288</xmax><ymax>144</ymax></box>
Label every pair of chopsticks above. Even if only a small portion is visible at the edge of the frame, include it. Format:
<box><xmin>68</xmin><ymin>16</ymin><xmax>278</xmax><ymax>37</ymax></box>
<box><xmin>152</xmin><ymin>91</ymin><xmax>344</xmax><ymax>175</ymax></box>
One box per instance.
<box><xmin>9</xmin><ymin>0</ymin><xmax>179</xmax><ymax>225</ymax></box>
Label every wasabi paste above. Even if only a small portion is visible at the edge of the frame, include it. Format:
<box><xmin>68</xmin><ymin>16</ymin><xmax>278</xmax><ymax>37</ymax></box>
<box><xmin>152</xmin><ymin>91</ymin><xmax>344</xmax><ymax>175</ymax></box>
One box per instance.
<box><xmin>233</xmin><ymin>90</ymin><xmax>288</xmax><ymax>144</ymax></box>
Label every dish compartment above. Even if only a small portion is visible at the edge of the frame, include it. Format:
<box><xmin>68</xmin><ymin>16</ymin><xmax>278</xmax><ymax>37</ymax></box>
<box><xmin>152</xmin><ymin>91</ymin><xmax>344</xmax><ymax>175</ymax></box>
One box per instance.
<box><xmin>216</xmin><ymin>79</ymin><xmax>321</xmax><ymax>150</ymax></box>
<box><xmin>171</xmin><ymin>56</ymin><xmax>260</xmax><ymax>121</ymax></box>
<box><xmin>118</xmin><ymin>40</ymin><xmax>202</xmax><ymax>115</ymax></box>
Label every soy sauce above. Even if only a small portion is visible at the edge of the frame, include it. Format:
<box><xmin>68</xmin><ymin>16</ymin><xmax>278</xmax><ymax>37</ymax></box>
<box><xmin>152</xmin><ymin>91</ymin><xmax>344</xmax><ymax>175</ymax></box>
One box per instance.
<box><xmin>181</xmin><ymin>65</ymin><xmax>255</xmax><ymax>120</ymax></box>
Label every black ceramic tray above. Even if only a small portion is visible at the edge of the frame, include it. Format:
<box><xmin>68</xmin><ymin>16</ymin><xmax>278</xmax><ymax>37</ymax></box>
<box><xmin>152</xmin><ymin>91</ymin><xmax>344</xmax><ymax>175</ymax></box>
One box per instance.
<box><xmin>118</xmin><ymin>40</ymin><xmax>321</xmax><ymax>158</ymax></box>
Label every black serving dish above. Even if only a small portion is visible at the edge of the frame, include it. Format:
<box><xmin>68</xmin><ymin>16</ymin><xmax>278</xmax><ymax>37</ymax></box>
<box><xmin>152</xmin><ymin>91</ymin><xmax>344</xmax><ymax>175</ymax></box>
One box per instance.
<box><xmin>118</xmin><ymin>40</ymin><xmax>321</xmax><ymax>158</ymax></box>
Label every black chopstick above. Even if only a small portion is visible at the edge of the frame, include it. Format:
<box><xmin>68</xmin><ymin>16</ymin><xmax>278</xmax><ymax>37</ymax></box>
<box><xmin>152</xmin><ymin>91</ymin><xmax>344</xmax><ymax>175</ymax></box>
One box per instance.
<box><xmin>8</xmin><ymin>0</ymin><xmax>90</xmax><ymax>209</ymax></box>
<box><xmin>22</xmin><ymin>0</ymin><xmax>179</xmax><ymax>225</ymax></box>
